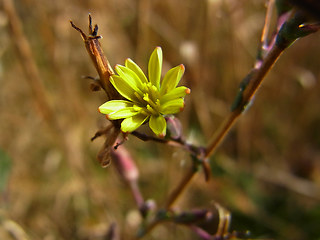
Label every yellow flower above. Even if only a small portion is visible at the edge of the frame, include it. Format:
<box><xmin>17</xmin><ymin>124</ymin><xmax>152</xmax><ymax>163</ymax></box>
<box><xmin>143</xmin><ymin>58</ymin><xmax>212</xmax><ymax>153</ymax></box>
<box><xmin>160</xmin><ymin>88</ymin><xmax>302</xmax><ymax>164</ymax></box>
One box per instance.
<box><xmin>99</xmin><ymin>47</ymin><xmax>190</xmax><ymax>137</ymax></box>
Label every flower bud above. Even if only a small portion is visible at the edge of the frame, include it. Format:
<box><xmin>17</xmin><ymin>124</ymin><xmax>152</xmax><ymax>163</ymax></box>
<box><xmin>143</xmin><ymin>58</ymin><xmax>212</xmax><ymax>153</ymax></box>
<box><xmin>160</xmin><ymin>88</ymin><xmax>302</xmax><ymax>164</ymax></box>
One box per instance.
<box><xmin>166</xmin><ymin>116</ymin><xmax>183</xmax><ymax>140</ymax></box>
<box><xmin>173</xmin><ymin>209</ymin><xmax>214</xmax><ymax>225</ymax></box>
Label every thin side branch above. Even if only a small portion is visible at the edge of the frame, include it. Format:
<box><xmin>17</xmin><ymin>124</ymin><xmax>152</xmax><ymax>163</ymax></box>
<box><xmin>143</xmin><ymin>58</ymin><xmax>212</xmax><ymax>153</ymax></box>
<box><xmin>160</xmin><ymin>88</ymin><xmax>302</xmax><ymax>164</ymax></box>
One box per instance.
<box><xmin>261</xmin><ymin>0</ymin><xmax>275</xmax><ymax>50</ymax></box>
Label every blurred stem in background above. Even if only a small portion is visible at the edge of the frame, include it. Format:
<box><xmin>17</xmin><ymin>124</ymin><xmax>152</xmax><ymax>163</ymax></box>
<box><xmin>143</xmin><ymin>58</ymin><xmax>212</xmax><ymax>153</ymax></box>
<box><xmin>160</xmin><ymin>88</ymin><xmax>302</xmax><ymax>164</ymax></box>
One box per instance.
<box><xmin>3</xmin><ymin>0</ymin><xmax>55</xmax><ymax>123</ymax></box>
<box><xmin>3</xmin><ymin>0</ymin><xmax>89</xmax><ymax>181</ymax></box>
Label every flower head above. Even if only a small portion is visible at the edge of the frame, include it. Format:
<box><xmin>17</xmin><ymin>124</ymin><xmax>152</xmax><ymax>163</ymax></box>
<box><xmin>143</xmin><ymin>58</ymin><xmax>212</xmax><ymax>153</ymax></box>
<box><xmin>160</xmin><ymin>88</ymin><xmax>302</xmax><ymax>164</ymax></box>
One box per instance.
<box><xmin>99</xmin><ymin>47</ymin><xmax>190</xmax><ymax>137</ymax></box>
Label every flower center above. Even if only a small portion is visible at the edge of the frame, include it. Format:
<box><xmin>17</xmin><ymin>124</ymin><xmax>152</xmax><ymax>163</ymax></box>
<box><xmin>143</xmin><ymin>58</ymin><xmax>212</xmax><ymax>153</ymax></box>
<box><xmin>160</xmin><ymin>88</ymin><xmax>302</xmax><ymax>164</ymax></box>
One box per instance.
<box><xmin>134</xmin><ymin>82</ymin><xmax>161</xmax><ymax>116</ymax></box>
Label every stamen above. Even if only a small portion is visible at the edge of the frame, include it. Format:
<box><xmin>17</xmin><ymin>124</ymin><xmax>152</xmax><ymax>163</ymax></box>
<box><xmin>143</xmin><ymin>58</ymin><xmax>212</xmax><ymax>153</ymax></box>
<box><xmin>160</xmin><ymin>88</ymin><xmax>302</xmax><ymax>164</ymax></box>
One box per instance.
<box><xmin>146</xmin><ymin>105</ymin><xmax>158</xmax><ymax>115</ymax></box>
<box><xmin>141</xmin><ymin>83</ymin><xmax>148</xmax><ymax>92</ymax></box>
<box><xmin>133</xmin><ymin>105</ymin><xmax>143</xmax><ymax>112</ymax></box>
<box><xmin>143</xmin><ymin>93</ymin><xmax>159</xmax><ymax>113</ymax></box>
<box><xmin>134</xmin><ymin>92</ymin><xmax>144</xmax><ymax>103</ymax></box>
<box><xmin>147</xmin><ymin>84</ymin><xmax>160</xmax><ymax>102</ymax></box>
<box><xmin>139</xmin><ymin>108</ymin><xmax>150</xmax><ymax>116</ymax></box>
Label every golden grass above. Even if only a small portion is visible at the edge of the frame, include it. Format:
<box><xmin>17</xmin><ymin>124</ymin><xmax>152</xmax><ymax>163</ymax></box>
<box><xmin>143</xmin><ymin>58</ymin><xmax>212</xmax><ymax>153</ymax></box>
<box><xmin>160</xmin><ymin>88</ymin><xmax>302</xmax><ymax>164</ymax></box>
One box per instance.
<box><xmin>1</xmin><ymin>0</ymin><xmax>320</xmax><ymax>239</ymax></box>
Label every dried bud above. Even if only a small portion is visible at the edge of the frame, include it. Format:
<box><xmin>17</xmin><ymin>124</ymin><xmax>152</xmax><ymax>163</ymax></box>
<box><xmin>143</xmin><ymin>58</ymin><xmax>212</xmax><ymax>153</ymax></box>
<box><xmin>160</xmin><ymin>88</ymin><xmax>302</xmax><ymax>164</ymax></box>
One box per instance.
<box><xmin>96</xmin><ymin>126</ymin><xmax>120</xmax><ymax>167</ymax></box>
<box><xmin>90</xmin><ymin>82</ymin><xmax>101</xmax><ymax>91</ymax></box>
<box><xmin>70</xmin><ymin>15</ymin><xmax>122</xmax><ymax>101</ymax></box>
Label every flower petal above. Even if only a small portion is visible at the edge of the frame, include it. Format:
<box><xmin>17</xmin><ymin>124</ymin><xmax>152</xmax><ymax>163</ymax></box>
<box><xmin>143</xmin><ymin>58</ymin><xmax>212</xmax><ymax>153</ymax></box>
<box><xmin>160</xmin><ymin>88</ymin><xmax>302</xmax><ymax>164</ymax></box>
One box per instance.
<box><xmin>110</xmin><ymin>75</ymin><xmax>140</xmax><ymax>102</ymax></box>
<box><xmin>160</xmin><ymin>64</ymin><xmax>185</xmax><ymax>95</ymax></box>
<box><xmin>148</xmin><ymin>47</ymin><xmax>162</xmax><ymax>90</ymax></box>
<box><xmin>149</xmin><ymin>114</ymin><xmax>166</xmax><ymax>137</ymax></box>
<box><xmin>125</xmin><ymin>58</ymin><xmax>148</xmax><ymax>84</ymax></box>
<box><xmin>160</xmin><ymin>98</ymin><xmax>185</xmax><ymax>115</ymax></box>
<box><xmin>160</xmin><ymin>86</ymin><xmax>190</xmax><ymax>103</ymax></box>
<box><xmin>115</xmin><ymin>64</ymin><xmax>144</xmax><ymax>93</ymax></box>
<box><xmin>121</xmin><ymin>114</ymin><xmax>149</xmax><ymax>133</ymax></box>
<box><xmin>99</xmin><ymin>100</ymin><xmax>134</xmax><ymax>115</ymax></box>
<box><xmin>107</xmin><ymin>107</ymin><xmax>140</xmax><ymax>120</ymax></box>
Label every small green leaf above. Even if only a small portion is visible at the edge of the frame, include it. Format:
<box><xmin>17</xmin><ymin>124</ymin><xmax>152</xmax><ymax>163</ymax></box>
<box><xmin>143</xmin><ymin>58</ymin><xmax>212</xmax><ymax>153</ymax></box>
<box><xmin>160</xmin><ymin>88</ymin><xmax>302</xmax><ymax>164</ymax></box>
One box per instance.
<box><xmin>275</xmin><ymin>13</ymin><xmax>316</xmax><ymax>49</ymax></box>
<box><xmin>230</xmin><ymin>70</ymin><xmax>254</xmax><ymax>111</ymax></box>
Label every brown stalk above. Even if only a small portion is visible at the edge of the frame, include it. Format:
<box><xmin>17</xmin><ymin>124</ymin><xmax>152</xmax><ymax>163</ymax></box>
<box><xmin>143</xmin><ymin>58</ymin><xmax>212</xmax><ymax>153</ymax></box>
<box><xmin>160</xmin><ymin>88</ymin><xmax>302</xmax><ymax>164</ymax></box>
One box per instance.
<box><xmin>205</xmin><ymin>44</ymin><xmax>284</xmax><ymax>159</ymax></box>
<box><xmin>3</xmin><ymin>0</ymin><xmax>55</xmax><ymax>123</ymax></box>
<box><xmin>71</xmin><ymin>16</ymin><xmax>126</xmax><ymax>167</ymax></box>
<box><xmin>70</xmin><ymin>15</ymin><xmax>121</xmax><ymax>101</ymax></box>
<box><xmin>164</xmin><ymin>165</ymin><xmax>198</xmax><ymax>209</ymax></box>
<box><xmin>3</xmin><ymin>0</ymin><xmax>89</xmax><ymax>174</ymax></box>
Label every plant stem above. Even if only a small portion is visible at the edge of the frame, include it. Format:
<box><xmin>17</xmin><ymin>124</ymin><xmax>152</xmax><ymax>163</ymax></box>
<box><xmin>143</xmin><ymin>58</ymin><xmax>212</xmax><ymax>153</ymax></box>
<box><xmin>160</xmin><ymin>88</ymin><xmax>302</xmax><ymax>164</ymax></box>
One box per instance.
<box><xmin>156</xmin><ymin>44</ymin><xmax>285</xmax><ymax>228</ymax></box>
<box><xmin>205</xmin><ymin>44</ymin><xmax>284</xmax><ymax>159</ymax></box>
<box><xmin>135</xmin><ymin>218</ymin><xmax>162</xmax><ymax>240</ymax></box>
<box><xmin>136</xmin><ymin>164</ymin><xmax>198</xmax><ymax>239</ymax></box>
<box><xmin>261</xmin><ymin>0</ymin><xmax>275</xmax><ymax>50</ymax></box>
<box><xmin>165</xmin><ymin>164</ymin><xmax>198</xmax><ymax>209</ymax></box>
<box><xmin>70</xmin><ymin>16</ymin><xmax>121</xmax><ymax>101</ymax></box>
<box><xmin>129</xmin><ymin>181</ymin><xmax>145</xmax><ymax>210</ymax></box>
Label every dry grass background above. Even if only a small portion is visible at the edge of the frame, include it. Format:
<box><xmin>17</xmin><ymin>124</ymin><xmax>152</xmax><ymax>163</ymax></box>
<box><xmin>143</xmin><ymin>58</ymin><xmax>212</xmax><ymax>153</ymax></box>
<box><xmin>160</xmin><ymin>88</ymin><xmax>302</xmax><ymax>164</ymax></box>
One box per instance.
<box><xmin>0</xmin><ymin>0</ymin><xmax>320</xmax><ymax>239</ymax></box>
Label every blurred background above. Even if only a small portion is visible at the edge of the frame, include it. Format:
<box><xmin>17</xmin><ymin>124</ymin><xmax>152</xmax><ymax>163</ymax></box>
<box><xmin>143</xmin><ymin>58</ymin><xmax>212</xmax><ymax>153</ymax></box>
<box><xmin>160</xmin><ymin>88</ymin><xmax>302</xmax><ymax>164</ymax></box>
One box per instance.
<box><xmin>1</xmin><ymin>0</ymin><xmax>320</xmax><ymax>239</ymax></box>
